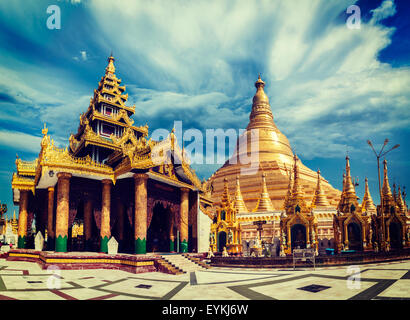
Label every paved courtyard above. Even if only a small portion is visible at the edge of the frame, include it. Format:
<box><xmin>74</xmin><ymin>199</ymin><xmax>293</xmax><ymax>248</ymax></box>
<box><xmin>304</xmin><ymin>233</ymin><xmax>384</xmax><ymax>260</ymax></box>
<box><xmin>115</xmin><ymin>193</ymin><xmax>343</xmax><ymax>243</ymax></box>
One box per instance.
<box><xmin>0</xmin><ymin>259</ymin><xmax>408</xmax><ymax>300</ymax></box>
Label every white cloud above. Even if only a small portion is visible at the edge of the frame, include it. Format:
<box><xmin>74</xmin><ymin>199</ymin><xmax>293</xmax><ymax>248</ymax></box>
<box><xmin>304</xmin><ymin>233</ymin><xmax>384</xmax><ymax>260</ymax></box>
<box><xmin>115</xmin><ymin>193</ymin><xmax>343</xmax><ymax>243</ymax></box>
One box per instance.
<box><xmin>83</xmin><ymin>0</ymin><xmax>408</xmax><ymax>167</ymax></box>
<box><xmin>370</xmin><ymin>0</ymin><xmax>396</xmax><ymax>24</ymax></box>
<box><xmin>80</xmin><ymin>51</ymin><xmax>87</xmax><ymax>61</ymax></box>
<box><xmin>0</xmin><ymin>130</ymin><xmax>42</xmax><ymax>154</ymax></box>
<box><xmin>0</xmin><ymin>0</ymin><xmax>408</xmax><ymax>178</ymax></box>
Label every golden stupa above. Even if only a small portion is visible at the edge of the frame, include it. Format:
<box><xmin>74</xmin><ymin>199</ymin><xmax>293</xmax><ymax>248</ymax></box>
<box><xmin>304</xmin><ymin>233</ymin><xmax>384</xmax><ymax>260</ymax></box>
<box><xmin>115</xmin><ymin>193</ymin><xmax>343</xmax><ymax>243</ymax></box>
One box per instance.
<box><xmin>207</xmin><ymin>75</ymin><xmax>341</xmax><ymax>210</ymax></box>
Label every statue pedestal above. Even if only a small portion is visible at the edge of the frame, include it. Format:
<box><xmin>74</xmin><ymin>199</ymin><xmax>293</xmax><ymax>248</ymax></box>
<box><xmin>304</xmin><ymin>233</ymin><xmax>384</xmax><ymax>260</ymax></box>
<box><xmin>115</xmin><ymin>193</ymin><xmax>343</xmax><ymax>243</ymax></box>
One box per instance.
<box><xmin>250</xmin><ymin>247</ymin><xmax>262</xmax><ymax>257</ymax></box>
<box><xmin>227</xmin><ymin>243</ymin><xmax>242</xmax><ymax>254</ymax></box>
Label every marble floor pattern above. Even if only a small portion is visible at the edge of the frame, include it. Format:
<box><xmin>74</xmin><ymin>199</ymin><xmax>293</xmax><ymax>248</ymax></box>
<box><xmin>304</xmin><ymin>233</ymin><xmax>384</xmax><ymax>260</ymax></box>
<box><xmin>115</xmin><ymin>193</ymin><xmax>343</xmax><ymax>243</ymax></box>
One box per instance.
<box><xmin>0</xmin><ymin>259</ymin><xmax>408</xmax><ymax>300</ymax></box>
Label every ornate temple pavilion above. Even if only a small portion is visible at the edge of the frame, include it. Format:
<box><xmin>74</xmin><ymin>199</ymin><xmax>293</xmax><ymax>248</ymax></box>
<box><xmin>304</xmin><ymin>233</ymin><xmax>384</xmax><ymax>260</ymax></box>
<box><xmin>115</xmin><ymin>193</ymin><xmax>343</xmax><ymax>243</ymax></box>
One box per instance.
<box><xmin>11</xmin><ymin>55</ymin><xmax>213</xmax><ymax>254</ymax></box>
<box><xmin>334</xmin><ymin>157</ymin><xmax>410</xmax><ymax>253</ymax></box>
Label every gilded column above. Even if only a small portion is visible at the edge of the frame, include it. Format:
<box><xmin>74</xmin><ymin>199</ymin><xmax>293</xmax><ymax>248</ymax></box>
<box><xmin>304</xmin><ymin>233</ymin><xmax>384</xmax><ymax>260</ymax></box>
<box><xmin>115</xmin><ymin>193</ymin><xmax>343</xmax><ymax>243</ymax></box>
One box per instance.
<box><xmin>100</xmin><ymin>179</ymin><xmax>112</xmax><ymax>253</ymax></box>
<box><xmin>55</xmin><ymin>172</ymin><xmax>71</xmax><ymax>252</ymax></box>
<box><xmin>134</xmin><ymin>173</ymin><xmax>148</xmax><ymax>254</ymax></box>
<box><xmin>84</xmin><ymin>195</ymin><xmax>93</xmax><ymax>251</ymax></box>
<box><xmin>46</xmin><ymin>187</ymin><xmax>55</xmax><ymax>251</ymax></box>
<box><xmin>180</xmin><ymin>188</ymin><xmax>189</xmax><ymax>253</ymax></box>
<box><xmin>17</xmin><ymin>190</ymin><xmax>29</xmax><ymax>248</ymax></box>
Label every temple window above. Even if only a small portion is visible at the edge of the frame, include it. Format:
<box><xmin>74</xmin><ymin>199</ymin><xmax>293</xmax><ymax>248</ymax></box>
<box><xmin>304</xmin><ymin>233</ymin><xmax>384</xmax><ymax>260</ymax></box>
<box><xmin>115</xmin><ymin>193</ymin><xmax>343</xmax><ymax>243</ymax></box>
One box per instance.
<box><xmin>104</xmin><ymin>106</ymin><xmax>113</xmax><ymax>116</ymax></box>
<box><xmin>220</xmin><ymin>210</ymin><xmax>226</xmax><ymax>221</ymax></box>
<box><xmin>101</xmin><ymin>123</ymin><xmax>115</xmax><ymax>137</ymax></box>
<box><xmin>103</xmin><ymin>93</ymin><xmax>113</xmax><ymax>101</ymax></box>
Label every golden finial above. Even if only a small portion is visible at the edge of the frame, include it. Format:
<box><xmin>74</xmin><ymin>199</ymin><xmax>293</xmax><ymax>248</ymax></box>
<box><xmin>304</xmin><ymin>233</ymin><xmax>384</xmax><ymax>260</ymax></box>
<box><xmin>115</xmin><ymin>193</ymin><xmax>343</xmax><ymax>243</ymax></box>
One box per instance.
<box><xmin>221</xmin><ymin>177</ymin><xmax>231</xmax><ymax>206</ymax></box>
<box><xmin>344</xmin><ymin>155</ymin><xmax>356</xmax><ymax>195</ymax></box>
<box><xmin>362</xmin><ymin>177</ymin><xmax>376</xmax><ymax>214</ymax></box>
<box><xmin>397</xmin><ymin>185</ymin><xmax>406</xmax><ymax>214</ymax></box>
<box><xmin>42</xmin><ymin>123</ymin><xmax>48</xmax><ymax>136</ymax></box>
<box><xmin>105</xmin><ymin>54</ymin><xmax>116</xmax><ymax>74</ymax></box>
<box><xmin>233</xmin><ymin>175</ymin><xmax>248</xmax><ymax>213</ymax></box>
<box><xmin>254</xmin><ymin>172</ymin><xmax>274</xmax><ymax>212</ymax></box>
<box><xmin>313</xmin><ymin>168</ymin><xmax>329</xmax><ymax>208</ymax></box>
<box><xmin>382</xmin><ymin>159</ymin><xmax>393</xmax><ymax>198</ymax></box>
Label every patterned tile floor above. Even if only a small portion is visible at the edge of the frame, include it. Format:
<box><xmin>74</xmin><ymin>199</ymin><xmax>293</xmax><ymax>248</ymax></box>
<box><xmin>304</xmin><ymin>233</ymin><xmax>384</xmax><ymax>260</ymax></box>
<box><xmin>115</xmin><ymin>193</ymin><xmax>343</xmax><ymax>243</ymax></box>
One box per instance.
<box><xmin>0</xmin><ymin>259</ymin><xmax>409</xmax><ymax>300</ymax></box>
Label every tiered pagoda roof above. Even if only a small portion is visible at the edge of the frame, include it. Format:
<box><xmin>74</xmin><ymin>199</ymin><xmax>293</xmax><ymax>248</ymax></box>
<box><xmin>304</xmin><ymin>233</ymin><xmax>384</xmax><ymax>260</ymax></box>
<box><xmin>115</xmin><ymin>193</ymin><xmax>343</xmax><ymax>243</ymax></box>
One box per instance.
<box><xmin>312</xmin><ymin>169</ymin><xmax>330</xmax><ymax>208</ymax></box>
<box><xmin>361</xmin><ymin>177</ymin><xmax>377</xmax><ymax>214</ymax></box>
<box><xmin>337</xmin><ymin>156</ymin><xmax>359</xmax><ymax>213</ymax></box>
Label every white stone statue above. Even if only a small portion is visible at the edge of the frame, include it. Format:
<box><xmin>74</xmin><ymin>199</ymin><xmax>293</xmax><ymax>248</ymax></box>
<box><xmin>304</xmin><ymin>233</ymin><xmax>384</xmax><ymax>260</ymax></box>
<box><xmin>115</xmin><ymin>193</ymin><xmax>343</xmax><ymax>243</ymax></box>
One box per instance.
<box><xmin>254</xmin><ymin>237</ymin><xmax>261</xmax><ymax>248</ymax></box>
<box><xmin>280</xmin><ymin>244</ymin><xmax>286</xmax><ymax>257</ymax></box>
<box><xmin>222</xmin><ymin>247</ymin><xmax>229</xmax><ymax>257</ymax></box>
<box><xmin>207</xmin><ymin>247</ymin><xmax>214</xmax><ymax>259</ymax></box>
<box><xmin>228</xmin><ymin>229</ymin><xmax>233</xmax><ymax>244</ymax></box>
<box><xmin>107</xmin><ymin>237</ymin><xmax>119</xmax><ymax>254</ymax></box>
<box><xmin>34</xmin><ymin>231</ymin><xmax>44</xmax><ymax>251</ymax></box>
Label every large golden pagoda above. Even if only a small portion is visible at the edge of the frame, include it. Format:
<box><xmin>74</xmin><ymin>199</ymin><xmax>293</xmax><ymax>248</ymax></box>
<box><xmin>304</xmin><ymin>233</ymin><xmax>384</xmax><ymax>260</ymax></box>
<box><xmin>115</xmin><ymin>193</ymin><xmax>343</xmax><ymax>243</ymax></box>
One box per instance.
<box><xmin>207</xmin><ymin>75</ymin><xmax>341</xmax><ymax>211</ymax></box>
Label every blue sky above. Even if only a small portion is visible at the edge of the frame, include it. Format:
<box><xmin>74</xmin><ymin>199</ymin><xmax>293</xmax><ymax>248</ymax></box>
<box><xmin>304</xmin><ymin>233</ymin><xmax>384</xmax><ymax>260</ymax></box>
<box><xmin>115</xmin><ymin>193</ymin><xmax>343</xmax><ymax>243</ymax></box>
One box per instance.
<box><xmin>0</xmin><ymin>0</ymin><xmax>409</xmax><ymax>217</ymax></box>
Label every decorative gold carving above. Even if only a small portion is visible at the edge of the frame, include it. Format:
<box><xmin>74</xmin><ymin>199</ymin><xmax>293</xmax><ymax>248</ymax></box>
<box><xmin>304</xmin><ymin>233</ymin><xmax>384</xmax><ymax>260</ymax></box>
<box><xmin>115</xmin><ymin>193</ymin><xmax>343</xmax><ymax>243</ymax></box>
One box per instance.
<box><xmin>11</xmin><ymin>173</ymin><xmax>35</xmax><ymax>194</ymax></box>
<box><xmin>15</xmin><ymin>158</ymin><xmax>37</xmax><ymax>177</ymax></box>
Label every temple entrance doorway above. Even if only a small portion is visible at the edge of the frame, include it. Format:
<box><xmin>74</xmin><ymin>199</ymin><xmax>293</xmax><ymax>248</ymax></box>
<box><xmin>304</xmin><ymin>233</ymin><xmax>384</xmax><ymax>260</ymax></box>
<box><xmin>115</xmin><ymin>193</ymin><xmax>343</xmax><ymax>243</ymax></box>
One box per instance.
<box><xmin>68</xmin><ymin>200</ymin><xmax>85</xmax><ymax>252</ymax></box>
<box><xmin>218</xmin><ymin>231</ymin><xmax>227</xmax><ymax>252</ymax></box>
<box><xmin>347</xmin><ymin>222</ymin><xmax>362</xmax><ymax>250</ymax></box>
<box><xmin>389</xmin><ymin>222</ymin><xmax>402</xmax><ymax>249</ymax></box>
<box><xmin>121</xmin><ymin>213</ymin><xmax>134</xmax><ymax>254</ymax></box>
<box><xmin>291</xmin><ymin>224</ymin><xmax>306</xmax><ymax>250</ymax></box>
<box><xmin>147</xmin><ymin>203</ymin><xmax>170</xmax><ymax>253</ymax></box>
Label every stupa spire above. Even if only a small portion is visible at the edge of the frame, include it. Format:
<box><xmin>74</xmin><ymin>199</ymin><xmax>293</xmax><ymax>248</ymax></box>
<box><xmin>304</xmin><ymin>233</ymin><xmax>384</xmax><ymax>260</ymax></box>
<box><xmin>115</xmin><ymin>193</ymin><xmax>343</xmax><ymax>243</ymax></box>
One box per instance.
<box><xmin>396</xmin><ymin>185</ymin><xmax>406</xmax><ymax>214</ymax></box>
<box><xmin>338</xmin><ymin>156</ymin><xmax>359</xmax><ymax>213</ymax></box>
<box><xmin>292</xmin><ymin>154</ymin><xmax>304</xmax><ymax>198</ymax></box>
<box><xmin>233</xmin><ymin>175</ymin><xmax>248</xmax><ymax>213</ymax></box>
<box><xmin>254</xmin><ymin>172</ymin><xmax>274</xmax><ymax>212</ymax></box>
<box><xmin>105</xmin><ymin>54</ymin><xmax>116</xmax><ymax>75</ymax></box>
<box><xmin>344</xmin><ymin>156</ymin><xmax>356</xmax><ymax>195</ymax></box>
<box><xmin>247</xmin><ymin>74</ymin><xmax>275</xmax><ymax>130</ymax></box>
<box><xmin>382</xmin><ymin>159</ymin><xmax>393</xmax><ymax>200</ymax></box>
<box><xmin>221</xmin><ymin>178</ymin><xmax>231</xmax><ymax>207</ymax></box>
<box><xmin>313</xmin><ymin>169</ymin><xmax>329</xmax><ymax>208</ymax></box>
<box><xmin>362</xmin><ymin>177</ymin><xmax>376</xmax><ymax>214</ymax></box>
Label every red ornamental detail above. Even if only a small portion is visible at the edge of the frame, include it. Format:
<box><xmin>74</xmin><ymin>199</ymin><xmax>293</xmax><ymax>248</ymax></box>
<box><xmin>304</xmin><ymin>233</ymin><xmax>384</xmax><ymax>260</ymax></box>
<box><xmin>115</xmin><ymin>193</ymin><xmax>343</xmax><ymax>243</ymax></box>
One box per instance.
<box><xmin>68</xmin><ymin>208</ymin><xmax>78</xmax><ymax>227</ymax></box>
<box><xmin>27</xmin><ymin>211</ymin><xmax>34</xmax><ymax>232</ymax></box>
<box><xmin>126</xmin><ymin>205</ymin><xmax>134</xmax><ymax>227</ymax></box>
<box><xmin>93</xmin><ymin>209</ymin><xmax>101</xmax><ymax>230</ymax></box>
